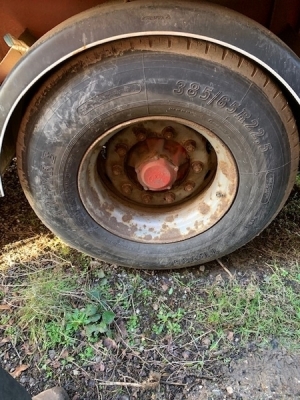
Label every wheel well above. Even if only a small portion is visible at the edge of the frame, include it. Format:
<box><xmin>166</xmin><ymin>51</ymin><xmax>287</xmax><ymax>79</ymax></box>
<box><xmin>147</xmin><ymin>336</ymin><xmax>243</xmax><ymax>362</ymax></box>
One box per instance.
<box><xmin>2</xmin><ymin>35</ymin><xmax>300</xmax><ymax>179</ymax></box>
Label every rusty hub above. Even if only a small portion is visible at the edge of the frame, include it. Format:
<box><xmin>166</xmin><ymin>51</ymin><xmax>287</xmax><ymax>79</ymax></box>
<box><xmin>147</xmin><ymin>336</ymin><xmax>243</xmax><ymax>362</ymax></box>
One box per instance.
<box><xmin>129</xmin><ymin>136</ymin><xmax>187</xmax><ymax>192</ymax></box>
<box><xmin>100</xmin><ymin>121</ymin><xmax>213</xmax><ymax>206</ymax></box>
<box><xmin>78</xmin><ymin>117</ymin><xmax>238</xmax><ymax>243</ymax></box>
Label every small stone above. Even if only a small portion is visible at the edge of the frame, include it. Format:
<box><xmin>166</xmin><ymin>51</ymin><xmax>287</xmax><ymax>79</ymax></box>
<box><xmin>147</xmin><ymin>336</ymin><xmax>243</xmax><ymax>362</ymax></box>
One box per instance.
<box><xmin>199</xmin><ymin>265</ymin><xmax>205</xmax><ymax>272</ymax></box>
<box><xmin>226</xmin><ymin>386</ymin><xmax>234</xmax><ymax>394</ymax></box>
<box><xmin>48</xmin><ymin>349</ymin><xmax>56</xmax><ymax>360</ymax></box>
<box><xmin>29</xmin><ymin>377</ymin><xmax>36</xmax><ymax>387</ymax></box>
<box><xmin>20</xmin><ymin>376</ymin><xmax>28</xmax><ymax>384</ymax></box>
<box><xmin>202</xmin><ymin>337</ymin><xmax>211</xmax><ymax>346</ymax></box>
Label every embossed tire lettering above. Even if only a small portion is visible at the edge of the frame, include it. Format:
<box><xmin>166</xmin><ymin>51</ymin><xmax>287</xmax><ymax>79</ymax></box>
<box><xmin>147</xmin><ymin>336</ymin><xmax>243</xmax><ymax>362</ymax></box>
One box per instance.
<box><xmin>17</xmin><ymin>36</ymin><xmax>299</xmax><ymax>269</ymax></box>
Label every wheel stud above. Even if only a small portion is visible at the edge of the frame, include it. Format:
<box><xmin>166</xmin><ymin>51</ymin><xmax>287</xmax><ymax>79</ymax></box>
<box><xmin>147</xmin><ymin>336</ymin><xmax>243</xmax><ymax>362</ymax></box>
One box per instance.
<box><xmin>112</xmin><ymin>164</ymin><xmax>123</xmax><ymax>176</ymax></box>
<box><xmin>122</xmin><ymin>183</ymin><xmax>133</xmax><ymax>194</ymax></box>
<box><xmin>136</xmin><ymin>131</ymin><xmax>147</xmax><ymax>141</ymax></box>
<box><xmin>142</xmin><ymin>194</ymin><xmax>152</xmax><ymax>204</ymax></box>
<box><xmin>192</xmin><ymin>161</ymin><xmax>203</xmax><ymax>173</ymax></box>
<box><xmin>164</xmin><ymin>192</ymin><xmax>176</xmax><ymax>203</ymax></box>
<box><xmin>162</xmin><ymin>126</ymin><xmax>175</xmax><ymax>139</ymax></box>
<box><xmin>184</xmin><ymin>181</ymin><xmax>195</xmax><ymax>192</ymax></box>
<box><xmin>184</xmin><ymin>140</ymin><xmax>196</xmax><ymax>152</ymax></box>
<box><xmin>115</xmin><ymin>144</ymin><xmax>127</xmax><ymax>157</ymax></box>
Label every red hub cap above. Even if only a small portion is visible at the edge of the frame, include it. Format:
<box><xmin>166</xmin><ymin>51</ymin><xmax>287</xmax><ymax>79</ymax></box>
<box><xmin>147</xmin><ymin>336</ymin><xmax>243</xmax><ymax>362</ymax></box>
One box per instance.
<box><xmin>136</xmin><ymin>157</ymin><xmax>178</xmax><ymax>191</ymax></box>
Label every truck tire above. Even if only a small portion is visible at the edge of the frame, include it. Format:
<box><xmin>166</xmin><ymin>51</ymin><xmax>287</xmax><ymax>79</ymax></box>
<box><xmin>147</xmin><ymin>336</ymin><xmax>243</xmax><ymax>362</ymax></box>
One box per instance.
<box><xmin>17</xmin><ymin>37</ymin><xmax>299</xmax><ymax>269</ymax></box>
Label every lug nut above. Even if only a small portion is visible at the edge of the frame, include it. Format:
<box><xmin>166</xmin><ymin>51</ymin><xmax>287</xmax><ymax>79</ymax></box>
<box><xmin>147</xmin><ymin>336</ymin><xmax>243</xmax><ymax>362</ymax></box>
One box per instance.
<box><xmin>135</xmin><ymin>130</ymin><xmax>147</xmax><ymax>141</ymax></box>
<box><xmin>112</xmin><ymin>165</ymin><xmax>123</xmax><ymax>176</ymax></box>
<box><xmin>192</xmin><ymin>161</ymin><xmax>203</xmax><ymax>173</ymax></box>
<box><xmin>164</xmin><ymin>192</ymin><xmax>176</xmax><ymax>203</ymax></box>
<box><xmin>184</xmin><ymin>140</ymin><xmax>196</xmax><ymax>152</ymax></box>
<box><xmin>121</xmin><ymin>183</ymin><xmax>133</xmax><ymax>195</ymax></box>
<box><xmin>162</xmin><ymin>126</ymin><xmax>175</xmax><ymax>139</ymax></box>
<box><xmin>115</xmin><ymin>144</ymin><xmax>127</xmax><ymax>157</ymax></box>
<box><xmin>184</xmin><ymin>181</ymin><xmax>195</xmax><ymax>192</ymax></box>
<box><xmin>142</xmin><ymin>194</ymin><xmax>152</xmax><ymax>204</ymax></box>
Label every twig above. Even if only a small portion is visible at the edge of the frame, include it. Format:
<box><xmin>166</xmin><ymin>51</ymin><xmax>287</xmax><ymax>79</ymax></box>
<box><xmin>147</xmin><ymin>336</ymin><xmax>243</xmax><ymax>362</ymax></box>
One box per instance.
<box><xmin>95</xmin><ymin>379</ymin><xmax>159</xmax><ymax>389</ymax></box>
<box><xmin>216</xmin><ymin>259</ymin><xmax>234</xmax><ymax>279</ymax></box>
<box><xmin>161</xmin><ymin>380</ymin><xmax>186</xmax><ymax>386</ymax></box>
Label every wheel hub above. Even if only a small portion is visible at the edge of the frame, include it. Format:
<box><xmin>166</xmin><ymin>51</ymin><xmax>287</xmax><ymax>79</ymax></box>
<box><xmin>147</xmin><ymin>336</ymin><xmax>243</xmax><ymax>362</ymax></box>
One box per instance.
<box><xmin>136</xmin><ymin>156</ymin><xmax>178</xmax><ymax>191</ymax></box>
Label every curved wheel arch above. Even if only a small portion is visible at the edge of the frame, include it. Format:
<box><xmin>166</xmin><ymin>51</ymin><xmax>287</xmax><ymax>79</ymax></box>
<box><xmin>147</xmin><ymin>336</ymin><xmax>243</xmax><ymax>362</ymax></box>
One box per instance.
<box><xmin>1</xmin><ymin>0</ymin><xmax>300</xmax><ymax>194</ymax></box>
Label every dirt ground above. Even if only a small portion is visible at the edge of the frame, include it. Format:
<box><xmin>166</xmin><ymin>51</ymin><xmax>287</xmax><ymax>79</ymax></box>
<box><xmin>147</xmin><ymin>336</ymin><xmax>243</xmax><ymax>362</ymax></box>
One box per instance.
<box><xmin>0</xmin><ymin>162</ymin><xmax>300</xmax><ymax>400</ymax></box>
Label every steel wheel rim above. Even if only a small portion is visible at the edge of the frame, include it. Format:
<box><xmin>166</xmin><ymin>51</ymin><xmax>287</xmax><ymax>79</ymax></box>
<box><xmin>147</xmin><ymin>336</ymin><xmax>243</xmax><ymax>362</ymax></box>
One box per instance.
<box><xmin>78</xmin><ymin>116</ymin><xmax>238</xmax><ymax>243</ymax></box>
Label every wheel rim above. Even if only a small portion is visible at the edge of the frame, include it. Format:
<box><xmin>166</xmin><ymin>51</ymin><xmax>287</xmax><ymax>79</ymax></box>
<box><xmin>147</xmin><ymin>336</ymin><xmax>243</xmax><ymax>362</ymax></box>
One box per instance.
<box><xmin>78</xmin><ymin>117</ymin><xmax>238</xmax><ymax>243</ymax></box>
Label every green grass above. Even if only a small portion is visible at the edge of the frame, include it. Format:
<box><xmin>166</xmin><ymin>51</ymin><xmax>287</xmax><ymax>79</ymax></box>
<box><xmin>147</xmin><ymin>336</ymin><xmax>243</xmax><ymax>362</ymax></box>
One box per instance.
<box><xmin>202</xmin><ymin>265</ymin><xmax>300</xmax><ymax>342</ymax></box>
<box><xmin>14</xmin><ymin>267</ymin><xmax>76</xmax><ymax>345</ymax></box>
<box><xmin>1</xmin><ymin>258</ymin><xmax>300</xmax><ymax>355</ymax></box>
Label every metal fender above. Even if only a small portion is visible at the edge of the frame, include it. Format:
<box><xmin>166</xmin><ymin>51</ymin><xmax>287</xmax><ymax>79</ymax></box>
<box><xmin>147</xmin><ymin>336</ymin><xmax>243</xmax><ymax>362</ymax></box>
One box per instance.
<box><xmin>0</xmin><ymin>0</ymin><xmax>300</xmax><ymax>195</ymax></box>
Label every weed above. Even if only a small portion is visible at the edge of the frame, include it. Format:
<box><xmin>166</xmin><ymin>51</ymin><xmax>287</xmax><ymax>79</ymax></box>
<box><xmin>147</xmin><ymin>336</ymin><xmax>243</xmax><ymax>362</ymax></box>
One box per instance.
<box><xmin>66</xmin><ymin>304</ymin><xmax>115</xmax><ymax>341</ymax></box>
<box><xmin>127</xmin><ymin>314</ymin><xmax>140</xmax><ymax>334</ymax></box>
<box><xmin>14</xmin><ymin>268</ymin><xmax>76</xmax><ymax>344</ymax></box>
<box><xmin>152</xmin><ymin>305</ymin><xmax>185</xmax><ymax>335</ymax></box>
<box><xmin>45</xmin><ymin>321</ymin><xmax>74</xmax><ymax>348</ymax></box>
<box><xmin>79</xmin><ymin>346</ymin><xmax>95</xmax><ymax>361</ymax></box>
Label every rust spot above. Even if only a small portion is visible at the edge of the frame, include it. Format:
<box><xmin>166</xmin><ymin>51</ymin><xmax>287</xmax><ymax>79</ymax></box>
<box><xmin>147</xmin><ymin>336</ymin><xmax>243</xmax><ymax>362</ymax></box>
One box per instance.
<box><xmin>219</xmin><ymin>160</ymin><xmax>236</xmax><ymax>181</ymax></box>
<box><xmin>228</xmin><ymin>183</ymin><xmax>236</xmax><ymax>195</ymax></box>
<box><xmin>165</xmin><ymin>215</ymin><xmax>175</xmax><ymax>222</ymax></box>
<box><xmin>159</xmin><ymin>228</ymin><xmax>182</xmax><ymax>241</ymax></box>
<box><xmin>198</xmin><ymin>203</ymin><xmax>210</xmax><ymax>215</ymax></box>
<box><xmin>194</xmin><ymin>220</ymin><xmax>204</xmax><ymax>230</ymax></box>
<box><xmin>122</xmin><ymin>214</ymin><xmax>132</xmax><ymax>223</ymax></box>
<box><xmin>143</xmin><ymin>235</ymin><xmax>153</xmax><ymax>241</ymax></box>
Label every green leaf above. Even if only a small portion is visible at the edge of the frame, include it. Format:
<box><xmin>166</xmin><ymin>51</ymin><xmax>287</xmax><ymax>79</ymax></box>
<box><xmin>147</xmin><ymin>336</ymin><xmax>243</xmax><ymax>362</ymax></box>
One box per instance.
<box><xmin>97</xmin><ymin>270</ymin><xmax>105</xmax><ymax>279</ymax></box>
<box><xmin>98</xmin><ymin>321</ymin><xmax>108</xmax><ymax>333</ymax></box>
<box><xmin>85</xmin><ymin>324</ymin><xmax>100</xmax><ymax>337</ymax></box>
<box><xmin>86</xmin><ymin>314</ymin><xmax>101</xmax><ymax>323</ymax></box>
<box><xmin>85</xmin><ymin>304</ymin><xmax>99</xmax><ymax>316</ymax></box>
<box><xmin>102</xmin><ymin>311</ymin><xmax>115</xmax><ymax>325</ymax></box>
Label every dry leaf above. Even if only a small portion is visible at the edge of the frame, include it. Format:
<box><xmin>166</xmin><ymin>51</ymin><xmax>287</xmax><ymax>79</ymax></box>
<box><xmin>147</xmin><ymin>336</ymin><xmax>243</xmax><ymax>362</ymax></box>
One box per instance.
<box><xmin>21</xmin><ymin>342</ymin><xmax>34</xmax><ymax>355</ymax></box>
<box><xmin>10</xmin><ymin>364</ymin><xmax>29</xmax><ymax>378</ymax></box>
<box><xmin>182</xmin><ymin>350</ymin><xmax>190</xmax><ymax>360</ymax></box>
<box><xmin>0</xmin><ymin>304</ymin><xmax>11</xmax><ymax>310</ymax></box>
<box><xmin>59</xmin><ymin>349</ymin><xmax>69</xmax><ymax>359</ymax></box>
<box><xmin>0</xmin><ymin>338</ymin><xmax>10</xmax><ymax>347</ymax></box>
<box><xmin>103</xmin><ymin>337</ymin><xmax>117</xmax><ymax>350</ymax></box>
<box><xmin>161</xmin><ymin>284</ymin><xmax>169</xmax><ymax>292</ymax></box>
<box><xmin>93</xmin><ymin>362</ymin><xmax>105</xmax><ymax>372</ymax></box>
<box><xmin>51</xmin><ymin>360</ymin><xmax>61</xmax><ymax>369</ymax></box>
<box><xmin>118</xmin><ymin>319</ymin><xmax>128</xmax><ymax>339</ymax></box>
<box><xmin>215</xmin><ymin>274</ymin><xmax>223</xmax><ymax>284</ymax></box>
